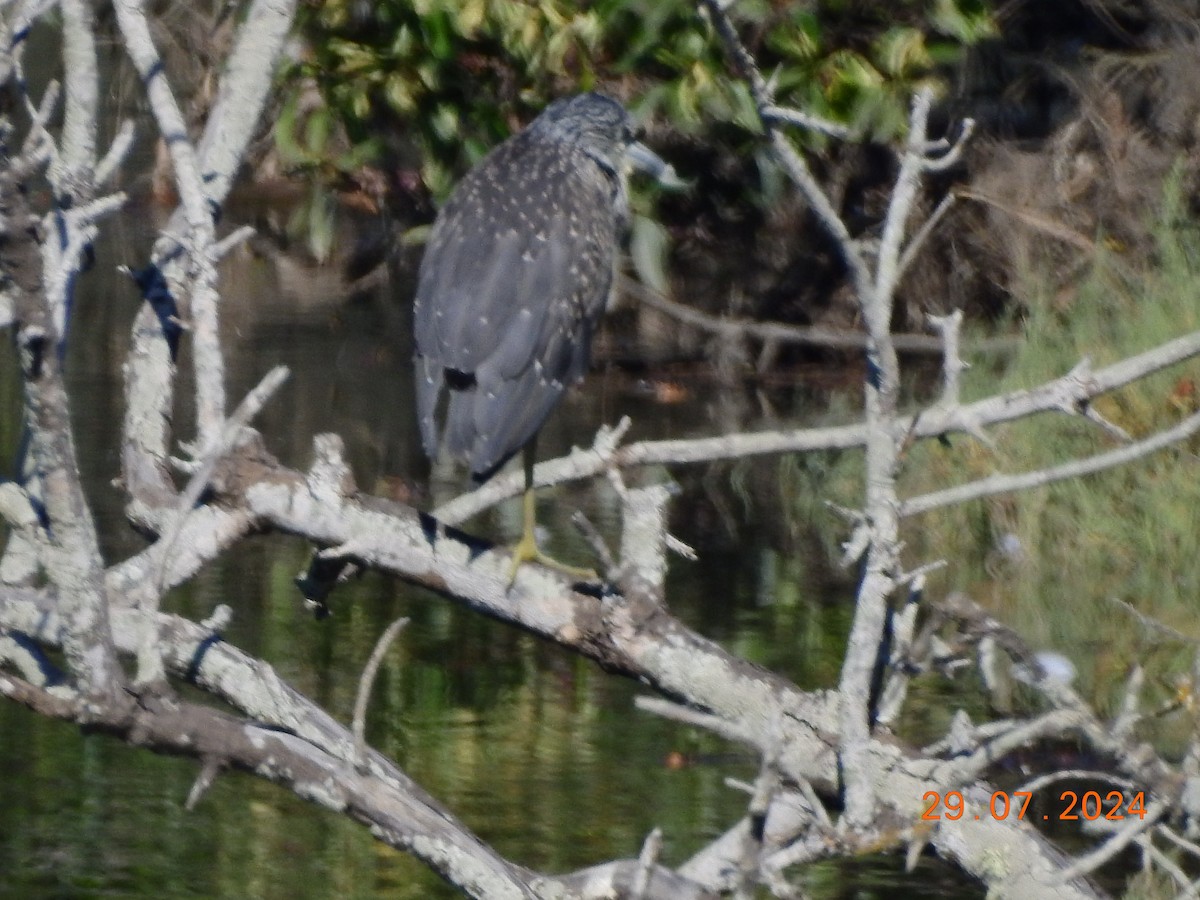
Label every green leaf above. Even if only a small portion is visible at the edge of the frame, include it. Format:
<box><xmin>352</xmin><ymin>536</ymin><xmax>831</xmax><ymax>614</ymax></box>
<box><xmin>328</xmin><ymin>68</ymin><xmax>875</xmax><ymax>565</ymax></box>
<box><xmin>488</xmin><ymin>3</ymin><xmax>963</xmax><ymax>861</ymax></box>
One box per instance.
<box><xmin>422</xmin><ymin>11</ymin><xmax>455</xmax><ymax>61</ymax></box>
<box><xmin>306</xmin><ymin>188</ymin><xmax>337</xmax><ymax>265</ymax></box>
<box><xmin>630</xmin><ymin>214</ymin><xmax>671</xmax><ymax>297</ymax></box>
<box><xmin>929</xmin><ymin>0</ymin><xmax>997</xmax><ymax>43</ymax></box>
<box><xmin>384</xmin><ymin>74</ymin><xmax>417</xmax><ymax>115</ymax></box>
<box><xmin>304</xmin><ymin>107</ymin><xmax>332</xmax><ymax>157</ymax></box>
<box><xmin>876</xmin><ymin>27</ymin><xmax>932</xmax><ymax>78</ymax></box>
<box><xmin>273</xmin><ymin>94</ymin><xmax>316</xmax><ymax>167</ymax></box>
<box><xmin>430</xmin><ymin>104</ymin><xmax>461</xmax><ymax>143</ymax></box>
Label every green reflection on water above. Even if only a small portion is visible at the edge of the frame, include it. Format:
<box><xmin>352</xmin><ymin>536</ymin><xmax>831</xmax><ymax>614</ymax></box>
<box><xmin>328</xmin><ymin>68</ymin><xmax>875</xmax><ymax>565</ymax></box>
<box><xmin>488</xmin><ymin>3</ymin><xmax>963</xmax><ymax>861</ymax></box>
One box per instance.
<box><xmin>0</xmin><ymin>207</ymin><xmax>992</xmax><ymax>899</ymax></box>
<box><xmin>0</xmin><ymin>560</ymin><xmax>983</xmax><ymax>898</ymax></box>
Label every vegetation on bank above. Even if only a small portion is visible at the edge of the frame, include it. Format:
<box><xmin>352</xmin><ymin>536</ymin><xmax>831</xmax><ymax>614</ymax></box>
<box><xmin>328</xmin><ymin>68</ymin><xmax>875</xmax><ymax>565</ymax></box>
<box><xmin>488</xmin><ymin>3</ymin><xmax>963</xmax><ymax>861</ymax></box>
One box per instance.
<box><xmin>781</xmin><ymin>172</ymin><xmax>1200</xmax><ymax>738</ymax></box>
<box><xmin>918</xmin><ymin>174</ymin><xmax>1200</xmax><ymax>728</ymax></box>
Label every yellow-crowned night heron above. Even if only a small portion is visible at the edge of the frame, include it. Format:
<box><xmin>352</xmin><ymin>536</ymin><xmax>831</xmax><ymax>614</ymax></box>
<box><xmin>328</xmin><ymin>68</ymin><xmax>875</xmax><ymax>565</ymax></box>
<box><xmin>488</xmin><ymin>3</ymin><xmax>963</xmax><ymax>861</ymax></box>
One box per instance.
<box><xmin>413</xmin><ymin>92</ymin><xmax>672</xmax><ymax>579</ymax></box>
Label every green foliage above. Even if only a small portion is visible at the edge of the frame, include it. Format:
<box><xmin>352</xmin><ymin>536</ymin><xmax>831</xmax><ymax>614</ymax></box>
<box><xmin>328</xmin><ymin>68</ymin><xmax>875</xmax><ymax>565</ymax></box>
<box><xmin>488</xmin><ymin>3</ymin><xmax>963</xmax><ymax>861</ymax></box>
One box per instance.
<box><xmin>289</xmin><ymin>0</ymin><xmax>606</xmax><ymax>198</ymax></box>
<box><xmin>283</xmin><ymin>0</ymin><xmax>997</xmax><ymax>199</ymax></box>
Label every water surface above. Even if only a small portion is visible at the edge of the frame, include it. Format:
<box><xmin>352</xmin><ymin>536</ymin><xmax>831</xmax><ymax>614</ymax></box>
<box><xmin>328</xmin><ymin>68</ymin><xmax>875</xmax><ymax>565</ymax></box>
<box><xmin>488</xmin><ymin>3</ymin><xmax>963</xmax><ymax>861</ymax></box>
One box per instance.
<box><xmin>0</xmin><ymin>198</ymin><xmax>1058</xmax><ymax>899</ymax></box>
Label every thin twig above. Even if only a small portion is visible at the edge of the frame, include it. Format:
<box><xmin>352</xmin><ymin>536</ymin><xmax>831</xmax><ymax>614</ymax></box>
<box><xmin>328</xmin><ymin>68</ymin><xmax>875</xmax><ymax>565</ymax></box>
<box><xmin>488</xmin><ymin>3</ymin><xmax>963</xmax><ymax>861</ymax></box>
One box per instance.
<box><xmin>761</xmin><ymin>104</ymin><xmax>854</xmax><ymax>138</ymax></box>
<box><xmin>635</xmin><ymin>695</ymin><xmax>756</xmax><ymax>746</ymax></box>
<box><xmin>95</xmin><ymin>118</ymin><xmax>135</xmax><ymax>186</ymax></box>
<box><xmin>353</xmin><ymin>617</ymin><xmax>410</xmax><ymax>771</ymax></box>
<box><xmin>630</xmin><ymin>827</ymin><xmax>663</xmax><ymax>900</ymax></box>
<box><xmin>1016</xmin><ymin>769</ymin><xmax>1139</xmax><ymax>796</ymax></box>
<box><xmin>134</xmin><ymin>366</ymin><xmax>289</xmax><ymax>686</ymax></box>
<box><xmin>1156</xmin><ymin>824</ymin><xmax>1200</xmax><ymax>860</ymax></box>
<box><xmin>896</xmin><ymin>193</ymin><xmax>956</xmax><ymax>285</ymax></box>
<box><xmin>213</xmin><ymin>224</ymin><xmax>256</xmax><ymax>260</ymax></box>
<box><xmin>1108</xmin><ymin>596</ymin><xmax>1195</xmax><ymax>644</ymax></box>
<box><xmin>622</xmin><ymin>274</ymin><xmax>1015</xmax><ymax>356</ymax></box>
<box><xmin>898</xmin><ymin>407</ymin><xmax>1200</xmax><ymax>518</ymax></box>
<box><xmin>185</xmin><ymin>755</ymin><xmax>222</xmax><ymax>810</ymax></box>
<box><xmin>927</xmin><ymin>310</ymin><xmax>966</xmax><ymax>406</ymax></box>
<box><xmin>936</xmin><ymin>708</ymin><xmax>1087</xmax><ymax>785</ymax></box>
<box><xmin>571</xmin><ymin>511</ymin><xmax>617</xmax><ymax>576</ymax></box>
<box><xmin>957</xmin><ymin>187</ymin><xmax>1097</xmax><ymax>252</ymax></box>
<box><xmin>1138</xmin><ymin>834</ymin><xmax>1197</xmax><ymax>898</ymax></box>
<box><xmin>1051</xmin><ymin>796</ymin><xmax>1168</xmax><ymax>885</ymax></box>
<box><xmin>1112</xmin><ymin>665</ymin><xmax>1144</xmax><ymax>741</ymax></box>
<box><xmin>698</xmin><ymin>0</ymin><xmax>874</xmax><ymax>297</ymax></box>
<box><xmin>151</xmin><ymin>365</ymin><xmax>290</xmax><ymax>596</ymax></box>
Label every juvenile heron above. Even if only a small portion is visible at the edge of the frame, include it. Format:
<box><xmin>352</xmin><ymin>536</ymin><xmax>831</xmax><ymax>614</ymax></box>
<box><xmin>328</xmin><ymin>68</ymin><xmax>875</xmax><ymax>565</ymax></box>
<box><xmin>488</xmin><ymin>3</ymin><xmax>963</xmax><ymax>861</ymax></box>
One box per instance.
<box><xmin>413</xmin><ymin>92</ymin><xmax>671</xmax><ymax>579</ymax></box>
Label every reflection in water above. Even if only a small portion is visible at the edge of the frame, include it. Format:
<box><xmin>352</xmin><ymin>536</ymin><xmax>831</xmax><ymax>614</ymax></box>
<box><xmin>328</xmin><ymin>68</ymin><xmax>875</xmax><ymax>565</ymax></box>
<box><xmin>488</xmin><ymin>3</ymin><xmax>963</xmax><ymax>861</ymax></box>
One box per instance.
<box><xmin>0</xmin><ymin>202</ymin><xmax>994</xmax><ymax>899</ymax></box>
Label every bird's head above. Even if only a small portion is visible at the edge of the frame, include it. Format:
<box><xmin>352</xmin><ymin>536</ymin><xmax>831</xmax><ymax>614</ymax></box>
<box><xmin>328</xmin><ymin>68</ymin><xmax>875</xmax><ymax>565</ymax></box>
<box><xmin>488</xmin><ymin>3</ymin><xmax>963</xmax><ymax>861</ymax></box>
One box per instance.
<box><xmin>530</xmin><ymin>93</ymin><xmax>678</xmax><ymax>187</ymax></box>
<box><xmin>530</xmin><ymin>93</ymin><xmax>636</xmax><ymax>173</ymax></box>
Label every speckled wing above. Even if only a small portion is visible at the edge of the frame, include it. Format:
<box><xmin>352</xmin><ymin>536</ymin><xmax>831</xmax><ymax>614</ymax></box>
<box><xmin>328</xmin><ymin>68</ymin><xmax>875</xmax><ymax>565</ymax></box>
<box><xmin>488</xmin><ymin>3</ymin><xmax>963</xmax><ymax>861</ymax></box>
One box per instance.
<box><xmin>413</xmin><ymin>134</ymin><xmax>617</xmax><ymax>481</ymax></box>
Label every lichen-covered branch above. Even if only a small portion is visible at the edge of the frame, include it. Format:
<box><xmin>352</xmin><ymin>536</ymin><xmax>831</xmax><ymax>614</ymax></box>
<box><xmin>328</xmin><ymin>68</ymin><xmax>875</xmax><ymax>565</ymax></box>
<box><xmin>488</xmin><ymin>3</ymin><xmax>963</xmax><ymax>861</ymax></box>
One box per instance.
<box><xmin>118</xmin><ymin>0</ymin><xmax>298</xmax><ymax>515</ymax></box>
<box><xmin>0</xmin><ymin>105</ymin><xmax>120</xmax><ymax>698</ymax></box>
<box><xmin>6</xmin><ymin>2</ymin><xmax>1200</xmax><ymax>897</ymax></box>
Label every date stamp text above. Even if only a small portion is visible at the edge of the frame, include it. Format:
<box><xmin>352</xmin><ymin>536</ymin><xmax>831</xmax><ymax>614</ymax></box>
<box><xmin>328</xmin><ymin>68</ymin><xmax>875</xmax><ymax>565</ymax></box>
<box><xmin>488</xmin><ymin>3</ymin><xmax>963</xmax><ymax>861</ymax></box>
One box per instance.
<box><xmin>921</xmin><ymin>789</ymin><xmax>1147</xmax><ymax>822</ymax></box>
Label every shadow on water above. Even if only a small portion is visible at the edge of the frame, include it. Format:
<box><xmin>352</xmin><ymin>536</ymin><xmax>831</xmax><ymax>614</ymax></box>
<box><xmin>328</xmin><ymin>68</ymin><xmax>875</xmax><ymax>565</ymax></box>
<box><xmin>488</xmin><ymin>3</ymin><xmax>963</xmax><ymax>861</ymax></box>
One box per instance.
<box><xmin>0</xmin><ymin>195</ymin><xmax>1037</xmax><ymax>899</ymax></box>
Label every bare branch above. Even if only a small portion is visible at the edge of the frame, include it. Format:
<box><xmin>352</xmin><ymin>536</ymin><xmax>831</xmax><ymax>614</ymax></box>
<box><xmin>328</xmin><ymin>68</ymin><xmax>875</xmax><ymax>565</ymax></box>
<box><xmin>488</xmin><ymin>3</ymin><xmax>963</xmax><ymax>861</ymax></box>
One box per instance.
<box><xmin>631</xmin><ymin>828</ymin><xmax>664</xmax><ymax>900</ymax></box>
<box><xmin>1138</xmin><ymin>833</ymin><xmax>1196</xmax><ymax>897</ymax></box>
<box><xmin>352</xmin><ymin>616</ymin><xmax>409</xmax><ymax>771</ymax></box>
<box><xmin>1051</xmin><ymin>797</ymin><xmax>1169</xmax><ymax>885</ymax></box>
<box><xmin>920</xmin><ymin>118</ymin><xmax>975</xmax><ymax>171</ymax></box>
<box><xmin>113</xmin><ymin>0</ymin><xmax>225</xmax><ymax>443</ymax></box>
<box><xmin>935</xmin><ymin>709</ymin><xmax>1088</xmax><ymax>785</ymax></box>
<box><xmin>873</xmin><ymin>88</ymin><xmax>935</xmax><ymax>320</ymax></box>
<box><xmin>1017</xmin><ymin>770</ymin><xmax>1139</xmax><ymax>796</ymax></box>
<box><xmin>571</xmin><ymin>510</ymin><xmax>617</xmax><ymax>577</ymax></box>
<box><xmin>898</xmin><ymin>408</ymin><xmax>1200</xmax><ymax>518</ymax></box>
<box><xmin>136</xmin><ymin>366</ymin><xmax>289</xmax><ymax>684</ymax></box>
<box><xmin>1155</xmin><ymin>824</ymin><xmax>1200</xmax><ymax>863</ymax></box>
<box><xmin>20</xmin><ymin>78</ymin><xmax>59</xmax><ymax>165</ymax></box>
<box><xmin>1</xmin><ymin>142</ymin><xmax>119</xmax><ymax>698</ymax></box>
<box><xmin>617</xmin><ymin>482</ymin><xmax>677</xmax><ymax>601</ymax></box>
<box><xmin>1081</xmin><ymin>402</ymin><xmax>1133</xmax><ymax>442</ymax></box>
<box><xmin>0</xmin><ymin>669</ymin><xmax>537</xmax><ymax>899</ymax></box>
<box><xmin>621</xmin><ymin>274</ymin><xmax>1015</xmax><ymax>356</ymax></box>
<box><xmin>52</xmin><ymin>0</ymin><xmax>97</xmax><ymax>197</ymax></box>
<box><xmin>194</xmin><ymin>0</ymin><xmax>299</xmax><ymax>204</ymax></box>
<box><xmin>698</xmin><ymin>0</ymin><xmax>873</xmax><ymax>296</ymax></box>
<box><xmin>927</xmin><ymin>310</ymin><xmax>967</xmax><ymax>406</ymax></box>
<box><xmin>635</xmin><ymin>695</ymin><xmax>756</xmax><ymax>746</ymax></box>
<box><xmin>213</xmin><ymin>224</ymin><xmax>256</xmax><ymax>260</ymax></box>
<box><xmin>432</xmin><ymin>328</ymin><xmax>1200</xmax><ymax>523</ymax></box>
<box><xmin>434</xmin><ymin>418</ymin><xmax>631</xmax><ymax>524</ymax></box>
<box><xmin>95</xmin><ymin>118</ymin><xmax>135</xmax><ymax>187</ymax></box>
<box><xmin>118</xmin><ymin>0</ymin><xmax>297</xmax><ymax>510</ymax></box>
<box><xmin>896</xmin><ymin>192</ymin><xmax>956</xmax><ymax>285</ymax></box>
<box><xmin>761</xmin><ymin>104</ymin><xmax>853</xmax><ymax>138</ymax></box>
<box><xmin>185</xmin><ymin>755</ymin><xmax>222</xmax><ymax>811</ymax></box>
<box><xmin>154</xmin><ymin>365</ymin><xmax>290</xmax><ymax>569</ymax></box>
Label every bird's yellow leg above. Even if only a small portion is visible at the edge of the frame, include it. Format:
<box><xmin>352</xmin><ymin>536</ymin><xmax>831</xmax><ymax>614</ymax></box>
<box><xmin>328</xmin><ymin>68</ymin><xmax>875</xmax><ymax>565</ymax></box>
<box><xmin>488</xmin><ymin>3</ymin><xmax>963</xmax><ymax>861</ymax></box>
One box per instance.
<box><xmin>507</xmin><ymin>445</ymin><xmax>597</xmax><ymax>585</ymax></box>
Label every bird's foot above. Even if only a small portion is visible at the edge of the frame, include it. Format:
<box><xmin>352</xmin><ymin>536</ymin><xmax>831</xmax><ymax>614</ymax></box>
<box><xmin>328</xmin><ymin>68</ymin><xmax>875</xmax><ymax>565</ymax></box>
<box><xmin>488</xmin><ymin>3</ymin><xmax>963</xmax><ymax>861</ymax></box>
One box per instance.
<box><xmin>507</xmin><ymin>531</ymin><xmax>597</xmax><ymax>586</ymax></box>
